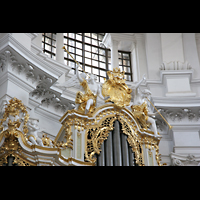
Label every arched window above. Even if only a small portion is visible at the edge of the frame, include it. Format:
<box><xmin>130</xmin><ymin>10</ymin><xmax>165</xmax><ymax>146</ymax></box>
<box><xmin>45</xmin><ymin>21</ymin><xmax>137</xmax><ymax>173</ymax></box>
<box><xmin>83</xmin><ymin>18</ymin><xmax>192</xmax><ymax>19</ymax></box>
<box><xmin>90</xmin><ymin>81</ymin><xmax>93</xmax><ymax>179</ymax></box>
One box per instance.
<box><xmin>42</xmin><ymin>33</ymin><xmax>132</xmax><ymax>82</ymax></box>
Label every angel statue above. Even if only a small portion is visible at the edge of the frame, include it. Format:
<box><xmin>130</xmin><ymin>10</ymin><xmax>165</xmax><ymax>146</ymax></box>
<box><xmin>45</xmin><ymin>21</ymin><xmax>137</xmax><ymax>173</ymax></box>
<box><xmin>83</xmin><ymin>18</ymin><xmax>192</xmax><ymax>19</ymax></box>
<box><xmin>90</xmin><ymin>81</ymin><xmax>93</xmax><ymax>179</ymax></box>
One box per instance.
<box><xmin>128</xmin><ymin>74</ymin><xmax>160</xmax><ymax>137</ymax></box>
<box><xmin>56</xmin><ymin>64</ymin><xmax>105</xmax><ymax>114</ymax></box>
<box><xmin>26</xmin><ymin>118</ymin><xmax>44</xmax><ymax>147</ymax></box>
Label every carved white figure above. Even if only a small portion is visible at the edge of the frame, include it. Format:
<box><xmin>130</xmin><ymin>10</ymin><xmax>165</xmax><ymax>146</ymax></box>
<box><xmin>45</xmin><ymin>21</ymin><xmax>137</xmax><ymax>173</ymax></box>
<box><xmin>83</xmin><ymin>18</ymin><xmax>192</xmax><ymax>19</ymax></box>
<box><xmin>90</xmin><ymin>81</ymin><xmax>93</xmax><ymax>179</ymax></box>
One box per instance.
<box><xmin>127</xmin><ymin>74</ymin><xmax>146</xmax><ymax>109</ymax></box>
<box><xmin>75</xmin><ymin>65</ymin><xmax>106</xmax><ymax>114</ymax></box>
<box><xmin>26</xmin><ymin>118</ymin><xmax>44</xmax><ymax>147</ymax></box>
<box><xmin>140</xmin><ymin>89</ymin><xmax>161</xmax><ymax>137</ymax></box>
<box><xmin>129</xmin><ymin>74</ymin><xmax>160</xmax><ymax>137</ymax></box>
<box><xmin>56</xmin><ymin>64</ymin><xmax>105</xmax><ymax>114</ymax></box>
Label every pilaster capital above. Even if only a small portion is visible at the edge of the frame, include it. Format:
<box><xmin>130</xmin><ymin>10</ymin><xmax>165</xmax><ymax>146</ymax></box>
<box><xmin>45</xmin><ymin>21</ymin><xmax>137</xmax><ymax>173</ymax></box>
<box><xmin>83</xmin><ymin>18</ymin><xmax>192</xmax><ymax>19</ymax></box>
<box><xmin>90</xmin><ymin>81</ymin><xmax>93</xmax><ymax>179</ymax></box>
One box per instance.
<box><xmin>110</xmin><ymin>39</ymin><xmax>119</xmax><ymax>48</ymax></box>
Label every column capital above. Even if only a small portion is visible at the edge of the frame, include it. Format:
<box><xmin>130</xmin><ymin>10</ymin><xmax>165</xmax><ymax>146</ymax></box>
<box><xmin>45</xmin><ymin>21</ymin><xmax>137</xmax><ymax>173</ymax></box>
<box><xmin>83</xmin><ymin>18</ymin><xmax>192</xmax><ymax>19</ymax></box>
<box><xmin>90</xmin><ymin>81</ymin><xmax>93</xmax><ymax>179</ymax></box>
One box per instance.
<box><xmin>110</xmin><ymin>39</ymin><xmax>119</xmax><ymax>47</ymax></box>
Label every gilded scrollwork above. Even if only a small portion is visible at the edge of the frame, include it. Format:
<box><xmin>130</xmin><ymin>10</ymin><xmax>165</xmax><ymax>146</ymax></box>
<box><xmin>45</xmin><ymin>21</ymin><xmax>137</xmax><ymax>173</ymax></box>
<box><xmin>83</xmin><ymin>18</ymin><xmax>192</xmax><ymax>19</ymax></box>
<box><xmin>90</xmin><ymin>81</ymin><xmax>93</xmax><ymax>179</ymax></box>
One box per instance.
<box><xmin>84</xmin><ymin>116</ymin><xmax>117</xmax><ymax>163</ymax></box>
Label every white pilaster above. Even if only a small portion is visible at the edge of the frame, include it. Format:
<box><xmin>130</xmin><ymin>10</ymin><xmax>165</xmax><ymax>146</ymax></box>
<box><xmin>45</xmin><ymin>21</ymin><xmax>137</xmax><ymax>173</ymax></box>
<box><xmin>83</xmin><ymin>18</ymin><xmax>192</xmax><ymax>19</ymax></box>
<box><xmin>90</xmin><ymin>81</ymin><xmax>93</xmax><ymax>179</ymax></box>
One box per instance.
<box><xmin>161</xmin><ymin>33</ymin><xmax>184</xmax><ymax>63</ymax></box>
<box><xmin>32</xmin><ymin>33</ymin><xmax>42</xmax><ymax>49</ymax></box>
<box><xmin>135</xmin><ymin>33</ymin><xmax>148</xmax><ymax>80</ymax></box>
<box><xmin>56</xmin><ymin>33</ymin><xmax>64</xmax><ymax>64</ymax></box>
<box><xmin>111</xmin><ymin>39</ymin><xmax>119</xmax><ymax>69</ymax></box>
<box><xmin>145</xmin><ymin>33</ymin><xmax>162</xmax><ymax>80</ymax></box>
<box><xmin>182</xmin><ymin>33</ymin><xmax>200</xmax><ymax>79</ymax></box>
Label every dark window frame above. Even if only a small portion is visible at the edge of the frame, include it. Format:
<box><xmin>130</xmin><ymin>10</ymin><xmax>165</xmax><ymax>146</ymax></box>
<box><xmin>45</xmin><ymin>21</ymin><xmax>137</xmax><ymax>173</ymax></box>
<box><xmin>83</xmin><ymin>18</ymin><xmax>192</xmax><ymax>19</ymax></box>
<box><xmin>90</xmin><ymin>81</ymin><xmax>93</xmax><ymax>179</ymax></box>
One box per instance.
<box><xmin>42</xmin><ymin>33</ymin><xmax>56</xmax><ymax>60</ymax></box>
<box><xmin>42</xmin><ymin>33</ymin><xmax>133</xmax><ymax>82</ymax></box>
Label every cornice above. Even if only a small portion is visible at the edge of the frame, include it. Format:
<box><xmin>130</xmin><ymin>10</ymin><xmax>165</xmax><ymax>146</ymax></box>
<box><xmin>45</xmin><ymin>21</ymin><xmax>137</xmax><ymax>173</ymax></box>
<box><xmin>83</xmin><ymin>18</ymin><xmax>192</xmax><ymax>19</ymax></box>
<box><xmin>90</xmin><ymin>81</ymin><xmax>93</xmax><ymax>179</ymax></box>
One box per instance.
<box><xmin>0</xmin><ymin>70</ymin><xmax>35</xmax><ymax>93</ymax></box>
<box><xmin>25</xmin><ymin>33</ymin><xmax>38</xmax><ymax>40</ymax></box>
<box><xmin>31</xmin><ymin>43</ymin><xmax>71</xmax><ymax>75</ymax></box>
<box><xmin>152</xmin><ymin>96</ymin><xmax>200</xmax><ymax>107</ymax></box>
<box><xmin>102</xmin><ymin>33</ymin><xmax>135</xmax><ymax>49</ymax></box>
<box><xmin>0</xmin><ymin>34</ymin><xmax>64</xmax><ymax>78</ymax></box>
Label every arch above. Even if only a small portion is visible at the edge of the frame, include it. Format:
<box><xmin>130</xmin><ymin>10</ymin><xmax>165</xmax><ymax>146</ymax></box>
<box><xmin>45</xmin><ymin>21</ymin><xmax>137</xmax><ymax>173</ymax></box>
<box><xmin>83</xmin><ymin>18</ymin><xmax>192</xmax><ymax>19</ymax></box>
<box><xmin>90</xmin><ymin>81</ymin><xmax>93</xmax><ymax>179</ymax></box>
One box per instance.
<box><xmin>84</xmin><ymin>108</ymin><xmax>144</xmax><ymax>166</ymax></box>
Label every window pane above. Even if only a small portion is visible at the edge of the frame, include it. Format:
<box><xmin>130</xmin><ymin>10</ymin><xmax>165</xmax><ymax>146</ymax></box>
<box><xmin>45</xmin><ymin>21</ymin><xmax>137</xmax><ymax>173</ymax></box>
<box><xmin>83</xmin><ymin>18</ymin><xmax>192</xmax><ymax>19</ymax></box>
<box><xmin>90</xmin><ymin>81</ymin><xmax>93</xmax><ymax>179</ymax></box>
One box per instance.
<box><xmin>99</xmin><ymin>62</ymin><xmax>106</xmax><ymax>69</ymax></box>
<box><xmin>123</xmin><ymin>53</ymin><xmax>129</xmax><ymax>60</ymax></box>
<box><xmin>108</xmin><ymin>50</ymin><xmax>111</xmax><ymax>58</ymax></box>
<box><xmin>85</xmin><ymin>58</ymin><xmax>91</xmax><ymax>65</ymax></box>
<box><xmin>45</xmin><ymin>44</ymin><xmax>51</xmax><ymax>51</ymax></box>
<box><xmin>93</xmin><ymin>68</ymin><xmax>98</xmax><ymax>75</ymax></box>
<box><xmin>124</xmin><ymin>67</ymin><xmax>130</xmax><ymax>73</ymax></box>
<box><xmin>69</xmin><ymin>46</ymin><xmax>75</xmax><ymax>53</ymax></box>
<box><xmin>52</xmin><ymin>47</ymin><xmax>56</xmax><ymax>53</ymax></box>
<box><xmin>92</xmin><ymin>33</ymin><xmax>97</xmax><ymax>39</ymax></box>
<box><xmin>100</xmin><ymin>70</ymin><xmax>106</xmax><ymax>77</ymax></box>
<box><xmin>85</xmin><ymin>33</ymin><xmax>90</xmax><ymax>37</ymax></box>
<box><xmin>85</xmin><ymin>37</ymin><xmax>91</xmax><ymax>44</ymax></box>
<box><xmin>69</xmin><ymin>33</ymin><xmax>75</xmax><ymax>38</ymax></box>
<box><xmin>92</xmin><ymin>39</ymin><xmax>98</xmax><ymax>46</ymax></box>
<box><xmin>92</xmin><ymin>60</ymin><xmax>98</xmax><ymax>67</ymax></box>
<box><xmin>46</xmin><ymin>33</ymin><xmax>51</xmax><ymax>38</ymax></box>
<box><xmin>76</xmin><ymin>34</ymin><xmax>82</xmax><ymax>41</ymax></box>
<box><xmin>76</xmin><ymin>55</ymin><xmax>82</xmax><ymax>62</ymax></box>
<box><xmin>76</xmin><ymin>49</ymin><xmax>82</xmax><ymax>55</ymax></box>
<box><xmin>85</xmin><ymin>44</ymin><xmax>91</xmax><ymax>51</ymax></box>
<box><xmin>125</xmin><ymin>75</ymin><xmax>131</xmax><ymax>81</ymax></box>
<box><xmin>99</xmin><ymin>55</ymin><xmax>105</xmax><ymax>62</ymax></box>
<box><xmin>99</xmin><ymin>50</ymin><xmax>105</xmax><ymax>56</ymax></box>
<box><xmin>85</xmin><ymin>66</ymin><xmax>91</xmax><ymax>73</ymax></box>
<box><xmin>92</xmin><ymin>53</ymin><xmax>98</xmax><ymax>60</ymax></box>
<box><xmin>76</xmin><ymin>41</ymin><xmax>82</xmax><ymax>49</ymax></box>
<box><xmin>123</xmin><ymin>60</ymin><xmax>130</xmax><ymax>66</ymax></box>
<box><xmin>100</xmin><ymin>77</ymin><xmax>105</xmax><ymax>83</ymax></box>
<box><xmin>69</xmin><ymin>39</ymin><xmax>75</xmax><ymax>46</ymax></box>
<box><xmin>52</xmin><ymin>40</ymin><xmax>56</xmax><ymax>46</ymax></box>
<box><xmin>108</xmin><ymin>63</ymin><xmax>112</xmax><ymax>70</ymax></box>
<box><xmin>85</xmin><ymin>51</ymin><xmax>91</xmax><ymax>58</ymax></box>
<box><xmin>92</xmin><ymin>46</ymin><xmax>98</xmax><ymax>53</ymax></box>
<box><xmin>98</xmin><ymin>35</ymin><xmax>104</xmax><ymax>41</ymax></box>
<box><xmin>45</xmin><ymin>37</ymin><xmax>51</xmax><ymax>45</ymax></box>
<box><xmin>69</xmin><ymin>61</ymin><xmax>75</xmax><ymax>68</ymax></box>
<box><xmin>64</xmin><ymin>38</ymin><xmax>67</xmax><ymax>44</ymax></box>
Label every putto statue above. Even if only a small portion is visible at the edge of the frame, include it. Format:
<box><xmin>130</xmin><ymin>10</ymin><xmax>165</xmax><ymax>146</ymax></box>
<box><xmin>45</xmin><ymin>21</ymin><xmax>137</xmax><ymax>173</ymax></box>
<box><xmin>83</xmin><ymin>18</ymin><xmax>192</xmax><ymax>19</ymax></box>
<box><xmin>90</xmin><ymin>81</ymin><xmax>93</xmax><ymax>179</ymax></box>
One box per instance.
<box><xmin>75</xmin><ymin>65</ymin><xmax>105</xmax><ymax>114</ymax></box>
<box><xmin>129</xmin><ymin>75</ymin><xmax>160</xmax><ymax>137</ymax></box>
<box><xmin>26</xmin><ymin>118</ymin><xmax>44</xmax><ymax>147</ymax></box>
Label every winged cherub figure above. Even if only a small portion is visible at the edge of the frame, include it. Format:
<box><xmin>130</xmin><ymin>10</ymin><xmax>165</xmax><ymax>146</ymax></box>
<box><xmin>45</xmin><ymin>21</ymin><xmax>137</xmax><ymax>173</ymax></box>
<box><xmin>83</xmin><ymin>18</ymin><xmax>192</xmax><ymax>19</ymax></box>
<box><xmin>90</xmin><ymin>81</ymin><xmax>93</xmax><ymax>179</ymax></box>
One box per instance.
<box><xmin>75</xmin><ymin>65</ymin><xmax>105</xmax><ymax>114</ymax></box>
<box><xmin>56</xmin><ymin>64</ymin><xmax>106</xmax><ymax>114</ymax></box>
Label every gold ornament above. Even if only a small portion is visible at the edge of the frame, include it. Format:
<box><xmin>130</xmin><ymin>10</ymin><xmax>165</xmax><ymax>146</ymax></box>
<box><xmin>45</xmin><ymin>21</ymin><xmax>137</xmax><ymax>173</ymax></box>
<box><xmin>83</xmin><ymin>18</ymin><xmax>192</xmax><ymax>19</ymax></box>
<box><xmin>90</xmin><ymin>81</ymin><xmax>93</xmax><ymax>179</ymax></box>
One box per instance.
<box><xmin>75</xmin><ymin>79</ymin><xmax>97</xmax><ymax>114</ymax></box>
<box><xmin>102</xmin><ymin>67</ymin><xmax>132</xmax><ymax>107</ymax></box>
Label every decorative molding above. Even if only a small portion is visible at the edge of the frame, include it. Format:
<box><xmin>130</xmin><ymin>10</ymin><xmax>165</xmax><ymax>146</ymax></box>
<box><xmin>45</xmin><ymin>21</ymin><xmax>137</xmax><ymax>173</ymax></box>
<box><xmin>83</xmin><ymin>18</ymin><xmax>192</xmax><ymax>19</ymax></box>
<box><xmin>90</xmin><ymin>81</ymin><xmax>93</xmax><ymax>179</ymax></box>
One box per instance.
<box><xmin>0</xmin><ymin>33</ymin><xmax>65</xmax><ymax>78</ymax></box>
<box><xmin>159</xmin><ymin>107</ymin><xmax>200</xmax><ymax>122</ymax></box>
<box><xmin>160</xmin><ymin>61</ymin><xmax>192</xmax><ymax>70</ymax></box>
<box><xmin>171</xmin><ymin>152</ymin><xmax>200</xmax><ymax>166</ymax></box>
